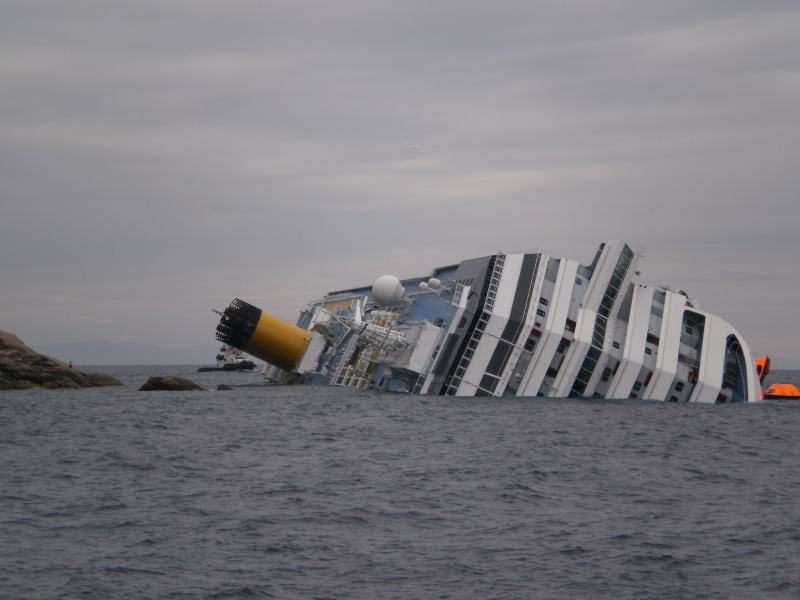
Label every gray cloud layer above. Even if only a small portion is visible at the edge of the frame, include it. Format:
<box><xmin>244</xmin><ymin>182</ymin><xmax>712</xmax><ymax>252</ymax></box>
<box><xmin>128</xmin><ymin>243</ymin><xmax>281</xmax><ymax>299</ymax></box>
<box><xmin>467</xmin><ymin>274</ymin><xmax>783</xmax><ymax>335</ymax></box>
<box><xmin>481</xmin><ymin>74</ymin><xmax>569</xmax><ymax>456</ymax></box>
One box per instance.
<box><xmin>2</xmin><ymin>1</ymin><xmax>799</xmax><ymax>364</ymax></box>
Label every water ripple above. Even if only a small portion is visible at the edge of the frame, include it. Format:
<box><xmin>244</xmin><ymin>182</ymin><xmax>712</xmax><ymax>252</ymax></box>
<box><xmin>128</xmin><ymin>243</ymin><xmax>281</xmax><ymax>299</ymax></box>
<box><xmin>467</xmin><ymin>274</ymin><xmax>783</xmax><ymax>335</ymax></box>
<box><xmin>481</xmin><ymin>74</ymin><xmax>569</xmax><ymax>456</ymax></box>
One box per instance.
<box><xmin>1</xmin><ymin>365</ymin><xmax>800</xmax><ymax>598</ymax></box>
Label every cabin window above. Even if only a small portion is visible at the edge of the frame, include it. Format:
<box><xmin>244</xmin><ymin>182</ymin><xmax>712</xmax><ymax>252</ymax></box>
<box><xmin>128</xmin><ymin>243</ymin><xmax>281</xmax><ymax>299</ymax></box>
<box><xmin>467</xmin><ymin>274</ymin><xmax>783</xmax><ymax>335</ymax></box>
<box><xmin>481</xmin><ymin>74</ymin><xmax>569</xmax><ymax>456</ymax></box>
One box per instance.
<box><xmin>644</xmin><ymin>348</ymin><xmax>652</xmax><ymax>355</ymax></box>
<box><xmin>685</xmin><ymin>326</ymin><xmax>693</xmax><ymax>335</ymax></box>
<box><xmin>557</xmin><ymin>343</ymin><xmax>566</xmax><ymax>354</ymax></box>
<box><xmin>612</xmin><ymin>341</ymin><xmax>620</xmax><ymax>349</ymax></box>
<box><xmin>602</xmin><ymin>367</ymin><xmax>613</xmax><ymax>379</ymax></box>
<box><xmin>536</xmin><ymin>309</ymin><xmax>546</xmax><ymax>317</ymax></box>
<box><xmin>434</xmin><ymin>317</ymin><xmax>444</xmax><ymax>327</ymax></box>
<box><xmin>457</xmin><ymin>316</ymin><xmax>467</xmax><ymax>328</ymax></box>
<box><xmin>669</xmin><ymin>395</ymin><xmax>679</xmax><ymax>402</ymax></box>
<box><xmin>675</xmin><ymin>381</ymin><xmax>685</xmax><ymax>392</ymax></box>
<box><xmin>633</xmin><ymin>381</ymin><xmax>642</xmax><ymax>391</ymax></box>
<box><xmin>539</xmin><ymin>297</ymin><xmax>549</xmax><ymax>306</ymax></box>
<box><xmin>575</xmin><ymin>278</ymin><xmax>582</xmax><ymax>285</ymax></box>
<box><xmin>524</xmin><ymin>338</ymin><xmax>536</xmax><ymax>352</ymax></box>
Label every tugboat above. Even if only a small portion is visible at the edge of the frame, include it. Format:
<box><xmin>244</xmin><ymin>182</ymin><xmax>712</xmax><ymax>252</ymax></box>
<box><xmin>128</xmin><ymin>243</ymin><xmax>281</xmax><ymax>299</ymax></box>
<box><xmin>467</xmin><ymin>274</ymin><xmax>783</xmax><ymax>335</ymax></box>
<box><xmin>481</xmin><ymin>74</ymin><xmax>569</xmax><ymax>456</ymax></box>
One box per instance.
<box><xmin>197</xmin><ymin>345</ymin><xmax>256</xmax><ymax>372</ymax></box>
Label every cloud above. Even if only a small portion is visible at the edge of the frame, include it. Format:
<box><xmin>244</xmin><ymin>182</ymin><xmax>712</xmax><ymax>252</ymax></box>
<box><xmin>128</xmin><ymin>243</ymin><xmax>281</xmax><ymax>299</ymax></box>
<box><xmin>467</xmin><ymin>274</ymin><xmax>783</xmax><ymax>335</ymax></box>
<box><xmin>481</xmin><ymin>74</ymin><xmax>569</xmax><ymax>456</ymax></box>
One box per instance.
<box><xmin>1</xmin><ymin>1</ymin><xmax>799</xmax><ymax>361</ymax></box>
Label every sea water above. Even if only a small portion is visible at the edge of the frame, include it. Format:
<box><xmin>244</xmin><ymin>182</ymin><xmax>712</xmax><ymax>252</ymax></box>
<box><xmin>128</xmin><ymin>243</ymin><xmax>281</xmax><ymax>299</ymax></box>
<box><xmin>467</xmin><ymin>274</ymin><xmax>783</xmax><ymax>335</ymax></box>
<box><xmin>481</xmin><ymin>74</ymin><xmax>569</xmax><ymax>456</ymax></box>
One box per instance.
<box><xmin>1</xmin><ymin>366</ymin><xmax>799</xmax><ymax>598</ymax></box>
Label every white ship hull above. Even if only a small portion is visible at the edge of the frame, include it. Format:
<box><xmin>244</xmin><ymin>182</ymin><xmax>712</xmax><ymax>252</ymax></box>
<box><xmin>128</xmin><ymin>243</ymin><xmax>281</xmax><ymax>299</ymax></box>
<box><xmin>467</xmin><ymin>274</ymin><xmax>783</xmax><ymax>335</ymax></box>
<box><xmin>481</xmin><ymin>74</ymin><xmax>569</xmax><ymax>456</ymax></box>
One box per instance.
<box><xmin>218</xmin><ymin>240</ymin><xmax>761</xmax><ymax>403</ymax></box>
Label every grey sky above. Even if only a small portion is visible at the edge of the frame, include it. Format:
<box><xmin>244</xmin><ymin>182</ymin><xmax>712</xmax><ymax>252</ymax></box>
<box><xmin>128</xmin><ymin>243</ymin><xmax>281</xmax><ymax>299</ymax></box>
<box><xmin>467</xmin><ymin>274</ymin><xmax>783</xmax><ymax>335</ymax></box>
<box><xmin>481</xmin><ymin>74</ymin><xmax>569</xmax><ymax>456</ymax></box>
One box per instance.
<box><xmin>2</xmin><ymin>1</ymin><xmax>799</xmax><ymax>365</ymax></box>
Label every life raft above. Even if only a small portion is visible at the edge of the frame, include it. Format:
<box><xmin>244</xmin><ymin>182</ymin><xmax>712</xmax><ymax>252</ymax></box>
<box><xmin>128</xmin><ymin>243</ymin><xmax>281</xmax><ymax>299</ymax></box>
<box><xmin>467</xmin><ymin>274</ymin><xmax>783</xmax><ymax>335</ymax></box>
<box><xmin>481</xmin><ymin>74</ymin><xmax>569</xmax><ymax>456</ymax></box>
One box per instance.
<box><xmin>764</xmin><ymin>383</ymin><xmax>800</xmax><ymax>399</ymax></box>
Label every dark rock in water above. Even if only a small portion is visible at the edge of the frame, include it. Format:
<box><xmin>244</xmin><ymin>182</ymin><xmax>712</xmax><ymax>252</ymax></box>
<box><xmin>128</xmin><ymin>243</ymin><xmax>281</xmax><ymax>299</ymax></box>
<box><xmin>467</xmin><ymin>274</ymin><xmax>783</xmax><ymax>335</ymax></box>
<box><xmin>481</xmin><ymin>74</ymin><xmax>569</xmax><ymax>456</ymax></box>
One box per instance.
<box><xmin>217</xmin><ymin>384</ymin><xmax>233</xmax><ymax>391</ymax></box>
<box><xmin>0</xmin><ymin>330</ymin><xmax>123</xmax><ymax>390</ymax></box>
<box><xmin>139</xmin><ymin>375</ymin><xmax>204</xmax><ymax>391</ymax></box>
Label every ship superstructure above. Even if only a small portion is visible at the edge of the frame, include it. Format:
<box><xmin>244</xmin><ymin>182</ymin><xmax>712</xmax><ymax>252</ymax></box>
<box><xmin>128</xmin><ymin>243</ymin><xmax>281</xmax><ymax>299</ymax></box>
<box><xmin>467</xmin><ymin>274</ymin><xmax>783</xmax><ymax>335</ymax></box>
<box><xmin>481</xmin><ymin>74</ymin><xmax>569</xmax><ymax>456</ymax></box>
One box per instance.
<box><xmin>215</xmin><ymin>240</ymin><xmax>762</xmax><ymax>403</ymax></box>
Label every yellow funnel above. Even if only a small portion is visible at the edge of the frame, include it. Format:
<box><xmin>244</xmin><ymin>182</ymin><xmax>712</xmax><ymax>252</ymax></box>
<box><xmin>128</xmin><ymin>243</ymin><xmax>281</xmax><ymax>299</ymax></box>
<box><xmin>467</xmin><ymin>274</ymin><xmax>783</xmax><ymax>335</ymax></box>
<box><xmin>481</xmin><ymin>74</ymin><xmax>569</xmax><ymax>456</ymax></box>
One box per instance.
<box><xmin>215</xmin><ymin>298</ymin><xmax>309</xmax><ymax>372</ymax></box>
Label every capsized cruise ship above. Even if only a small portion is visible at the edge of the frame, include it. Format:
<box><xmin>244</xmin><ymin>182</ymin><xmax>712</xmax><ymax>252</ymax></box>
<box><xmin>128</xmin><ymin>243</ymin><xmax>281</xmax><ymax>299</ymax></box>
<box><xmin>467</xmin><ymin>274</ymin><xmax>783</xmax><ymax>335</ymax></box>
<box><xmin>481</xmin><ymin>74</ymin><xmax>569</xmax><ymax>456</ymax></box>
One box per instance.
<box><xmin>215</xmin><ymin>240</ymin><xmax>762</xmax><ymax>402</ymax></box>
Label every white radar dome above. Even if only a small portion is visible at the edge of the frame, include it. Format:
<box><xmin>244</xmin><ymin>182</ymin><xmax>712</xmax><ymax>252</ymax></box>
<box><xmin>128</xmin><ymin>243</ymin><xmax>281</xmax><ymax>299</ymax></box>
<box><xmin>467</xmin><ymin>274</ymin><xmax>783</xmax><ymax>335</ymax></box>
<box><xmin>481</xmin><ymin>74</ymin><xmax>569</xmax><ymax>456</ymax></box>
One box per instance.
<box><xmin>418</xmin><ymin>282</ymin><xmax>429</xmax><ymax>291</ymax></box>
<box><xmin>373</xmin><ymin>275</ymin><xmax>405</xmax><ymax>307</ymax></box>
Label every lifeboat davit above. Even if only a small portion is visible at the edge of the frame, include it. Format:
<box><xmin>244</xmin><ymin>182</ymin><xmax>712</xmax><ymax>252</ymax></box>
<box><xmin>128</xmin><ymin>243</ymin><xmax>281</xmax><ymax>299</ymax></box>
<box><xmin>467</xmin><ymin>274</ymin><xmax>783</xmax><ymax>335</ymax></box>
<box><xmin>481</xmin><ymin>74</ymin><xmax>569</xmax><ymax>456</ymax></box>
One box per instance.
<box><xmin>764</xmin><ymin>383</ymin><xmax>800</xmax><ymax>399</ymax></box>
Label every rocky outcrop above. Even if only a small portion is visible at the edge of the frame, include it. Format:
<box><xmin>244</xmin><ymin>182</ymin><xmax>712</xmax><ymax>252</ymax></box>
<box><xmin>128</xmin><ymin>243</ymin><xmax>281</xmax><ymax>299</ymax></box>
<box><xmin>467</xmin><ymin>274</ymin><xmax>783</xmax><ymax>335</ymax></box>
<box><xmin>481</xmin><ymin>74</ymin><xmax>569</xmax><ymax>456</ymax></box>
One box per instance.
<box><xmin>0</xmin><ymin>330</ymin><xmax>123</xmax><ymax>390</ymax></box>
<box><xmin>139</xmin><ymin>375</ymin><xmax>204</xmax><ymax>391</ymax></box>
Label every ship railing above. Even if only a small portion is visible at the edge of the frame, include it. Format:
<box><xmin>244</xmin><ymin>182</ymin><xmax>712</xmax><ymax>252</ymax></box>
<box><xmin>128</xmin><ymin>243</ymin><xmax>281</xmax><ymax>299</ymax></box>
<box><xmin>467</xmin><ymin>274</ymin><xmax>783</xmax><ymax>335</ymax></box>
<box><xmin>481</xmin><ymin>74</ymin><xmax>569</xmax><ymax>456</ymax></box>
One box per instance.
<box><xmin>307</xmin><ymin>303</ymin><xmax>354</xmax><ymax>329</ymax></box>
<box><xmin>361</xmin><ymin>322</ymin><xmax>407</xmax><ymax>343</ymax></box>
<box><xmin>307</xmin><ymin>304</ymin><xmax>407</xmax><ymax>346</ymax></box>
<box><xmin>353</xmin><ymin>325</ymin><xmax>408</xmax><ymax>357</ymax></box>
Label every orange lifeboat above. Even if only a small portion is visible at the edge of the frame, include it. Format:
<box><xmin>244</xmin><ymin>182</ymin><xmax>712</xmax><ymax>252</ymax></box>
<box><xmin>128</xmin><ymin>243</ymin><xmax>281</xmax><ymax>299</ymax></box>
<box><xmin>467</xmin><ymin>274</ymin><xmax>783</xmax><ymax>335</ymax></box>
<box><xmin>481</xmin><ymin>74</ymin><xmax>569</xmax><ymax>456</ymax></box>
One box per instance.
<box><xmin>764</xmin><ymin>383</ymin><xmax>800</xmax><ymax>399</ymax></box>
<box><xmin>754</xmin><ymin>356</ymin><xmax>770</xmax><ymax>384</ymax></box>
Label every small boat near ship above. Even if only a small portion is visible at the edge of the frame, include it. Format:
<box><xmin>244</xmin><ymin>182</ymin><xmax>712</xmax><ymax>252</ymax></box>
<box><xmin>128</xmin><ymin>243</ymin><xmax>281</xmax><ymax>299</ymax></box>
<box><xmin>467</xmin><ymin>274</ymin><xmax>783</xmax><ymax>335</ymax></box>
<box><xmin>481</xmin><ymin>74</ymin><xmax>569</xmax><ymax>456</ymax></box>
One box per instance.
<box><xmin>213</xmin><ymin>239</ymin><xmax>771</xmax><ymax>403</ymax></box>
<box><xmin>197</xmin><ymin>345</ymin><xmax>256</xmax><ymax>372</ymax></box>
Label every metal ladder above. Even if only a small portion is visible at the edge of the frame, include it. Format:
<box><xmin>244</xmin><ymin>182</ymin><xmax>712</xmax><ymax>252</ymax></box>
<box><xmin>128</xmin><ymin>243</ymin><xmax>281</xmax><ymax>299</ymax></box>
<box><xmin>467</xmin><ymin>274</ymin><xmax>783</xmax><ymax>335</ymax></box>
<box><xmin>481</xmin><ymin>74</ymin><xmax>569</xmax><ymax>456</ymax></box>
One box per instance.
<box><xmin>446</xmin><ymin>254</ymin><xmax>505</xmax><ymax>395</ymax></box>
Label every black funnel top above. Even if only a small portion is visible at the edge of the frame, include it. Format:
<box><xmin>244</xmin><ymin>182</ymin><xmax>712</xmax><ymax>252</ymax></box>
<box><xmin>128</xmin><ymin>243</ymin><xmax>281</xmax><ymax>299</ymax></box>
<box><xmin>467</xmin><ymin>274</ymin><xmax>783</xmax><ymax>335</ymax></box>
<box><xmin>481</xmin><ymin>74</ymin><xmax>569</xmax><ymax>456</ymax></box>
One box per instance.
<box><xmin>215</xmin><ymin>298</ymin><xmax>262</xmax><ymax>350</ymax></box>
